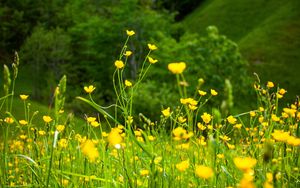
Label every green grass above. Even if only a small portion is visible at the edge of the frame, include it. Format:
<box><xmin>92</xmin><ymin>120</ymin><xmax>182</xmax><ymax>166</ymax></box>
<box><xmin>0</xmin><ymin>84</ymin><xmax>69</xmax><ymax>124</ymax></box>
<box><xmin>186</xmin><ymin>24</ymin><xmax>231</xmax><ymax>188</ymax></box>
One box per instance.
<box><xmin>182</xmin><ymin>0</ymin><xmax>300</xmax><ymax>102</ymax></box>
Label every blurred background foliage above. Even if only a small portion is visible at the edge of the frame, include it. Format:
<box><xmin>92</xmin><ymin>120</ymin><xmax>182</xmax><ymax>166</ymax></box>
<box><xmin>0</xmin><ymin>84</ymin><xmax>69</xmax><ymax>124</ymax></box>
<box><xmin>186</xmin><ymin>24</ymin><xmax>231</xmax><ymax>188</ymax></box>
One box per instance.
<box><xmin>3</xmin><ymin>0</ymin><xmax>295</xmax><ymax>120</ymax></box>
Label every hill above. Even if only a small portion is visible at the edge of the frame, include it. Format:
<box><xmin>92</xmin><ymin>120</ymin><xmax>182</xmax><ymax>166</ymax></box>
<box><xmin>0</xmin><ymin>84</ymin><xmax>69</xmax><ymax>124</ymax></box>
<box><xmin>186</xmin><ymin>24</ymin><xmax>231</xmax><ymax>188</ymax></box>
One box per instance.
<box><xmin>183</xmin><ymin>0</ymin><xmax>300</xmax><ymax>102</ymax></box>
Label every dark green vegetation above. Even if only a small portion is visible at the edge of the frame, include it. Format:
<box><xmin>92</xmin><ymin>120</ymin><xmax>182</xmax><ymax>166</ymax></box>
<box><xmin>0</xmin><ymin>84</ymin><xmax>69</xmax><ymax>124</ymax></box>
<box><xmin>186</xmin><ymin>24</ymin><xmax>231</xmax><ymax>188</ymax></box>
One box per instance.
<box><xmin>1</xmin><ymin>0</ymin><xmax>297</xmax><ymax>120</ymax></box>
<box><xmin>183</xmin><ymin>0</ymin><xmax>300</xmax><ymax>102</ymax></box>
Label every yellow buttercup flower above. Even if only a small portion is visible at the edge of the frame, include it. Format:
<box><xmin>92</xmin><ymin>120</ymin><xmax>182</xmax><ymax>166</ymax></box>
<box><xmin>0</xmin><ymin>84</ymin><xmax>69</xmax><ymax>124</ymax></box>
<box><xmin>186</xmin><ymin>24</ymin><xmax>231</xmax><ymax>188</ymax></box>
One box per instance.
<box><xmin>178</xmin><ymin>116</ymin><xmax>187</xmax><ymax>123</ymax></box>
<box><xmin>210</xmin><ymin>89</ymin><xmax>218</xmax><ymax>96</ymax></box>
<box><xmin>125</xmin><ymin>80</ymin><xmax>133</xmax><ymax>87</ymax></box>
<box><xmin>234</xmin><ymin>157</ymin><xmax>257</xmax><ymax>172</ymax></box>
<box><xmin>148</xmin><ymin>43</ymin><xmax>157</xmax><ymax>51</ymax></box>
<box><xmin>176</xmin><ymin>160</ymin><xmax>189</xmax><ymax>172</ymax></box>
<box><xmin>279</xmin><ymin>88</ymin><xmax>286</xmax><ymax>95</ymax></box>
<box><xmin>201</xmin><ymin>112</ymin><xmax>212</xmax><ymax>124</ymax></box>
<box><xmin>81</xmin><ymin>139</ymin><xmax>99</xmax><ymax>162</ymax></box>
<box><xmin>19</xmin><ymin>120</ymin><xmax>28</xmax><ymax>126</ymax></box>
<box><xmin>198</xmin><ymin>90</ymin><xmax>207</xmax><ymax>96</ymax></box>
<box><xmin>168</xmin><ymin>62</ymin><xmax>186</xmax><ymax>74</ymax></box>
<box><xmin>161</xmin><ymin>107</ymin><xmax>171</xmax><ymax>117</ymax></box>
<box><xmin>126</xmin><ymin>30</ymin><xmax>135</xmax><ymax>36</ymax></box>
<box><xmin>58</xmin><ymin>138</ymin><xmax>68</xmax><ymax>148</ymax></box>
<box><xmin>108</xmin><ymin>128</ymin><xmax>123</xmax><ymax>147</ymax></box>
<box><xmin>115</xmin><ymin>60</ymin><xmax>125</xmax><ymax>69</ymax></box>
<box><xmin>56</xmin><ymin>125</ymin><xmax>65</xmax><ymax>132</ymax></box>
<box><xmin>124</xmin><ymin>50</ymin><xmax>132</xmax><ymax>57</ymax></box>
<box><xmin>195</xmin><ymin>165</ymin><xmax>214</xmax><ymax>179</ymax></box>
<box><xmin>91</xmin><ymin>121</ymin><xmax>100</xmax><ymax>127</ymax></box>
<box><xmin>227</xmin><ymin>115</ymin><xmax>237</xmax><ymax>124</ymax></box>
<box><xmin>140</xmin><ymin>169</ymin><xmax>149</xmax><ymax>176</ymax></box>
<box><xmin>43</xmin><ymin>116</ymin><xmax>52</xmax><ymax>123</ymax></box>
<box><xmin>4</xmin><ymin>117</ymin><xmax>14</xmax><ymax>124</ymax></box>
<box><xmin>87</xmin><ymin>117</ymin><xmax>97</xmax><ymax>123</ymax></box>
<box><xmin>84</xmin><ymin>85</ymin><xmax>96</xmax><ymax>94</ymax></box>
<box><xmin>148</xmin><ymin>56</ymin><xmax>158</xmax><ymax>64</ymax></box>
<box><xmin>20</xmin><ymin>95</ymin><xmax>29</xmax><ymax>100</ymax></box>
<box><xmin>267</xmin><ymin>81</ymin><xmax>274</xmax><ymax>88</ymax></box>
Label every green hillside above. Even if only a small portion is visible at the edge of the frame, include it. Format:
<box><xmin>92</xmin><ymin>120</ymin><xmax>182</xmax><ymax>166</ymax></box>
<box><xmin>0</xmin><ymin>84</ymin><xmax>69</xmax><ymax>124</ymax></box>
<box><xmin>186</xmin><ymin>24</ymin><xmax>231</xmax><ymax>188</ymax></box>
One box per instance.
<box><xmin>183</xmin><ymin>0</ymin><xmax>300</xmax><ymax>102</ymax></box>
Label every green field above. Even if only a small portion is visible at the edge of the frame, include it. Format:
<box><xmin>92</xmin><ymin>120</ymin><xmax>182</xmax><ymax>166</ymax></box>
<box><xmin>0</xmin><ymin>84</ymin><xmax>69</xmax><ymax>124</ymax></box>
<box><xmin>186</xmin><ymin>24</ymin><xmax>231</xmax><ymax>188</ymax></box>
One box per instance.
<box><xmin>183</xmin><ymin>0</ymin><xmax>300</xmax><ymax>102</ymax></box>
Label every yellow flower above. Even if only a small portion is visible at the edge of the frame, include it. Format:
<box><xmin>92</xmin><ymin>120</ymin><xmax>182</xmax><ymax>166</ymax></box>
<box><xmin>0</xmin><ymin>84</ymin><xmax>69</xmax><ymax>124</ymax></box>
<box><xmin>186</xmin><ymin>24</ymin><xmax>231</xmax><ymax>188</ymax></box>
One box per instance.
<box><xmin>286</xmin><ymin>136</ymin><xmax>300</xmax><ymax>146</ymax></box>
<box><xmin>20</xmin><ymin>95</ymin><xmax>29</xmax><ymax>100</ymax></box>
<box><xmin>195</xmin><ymin>165</ymin><xmax>214</xmax><ymax>179</ymax></box>
<box><xmin>234</xmin><ymin>157</ymin><xmax>257</xmax><ymax>172</ymax></box>
<box><xmin>188</xmin><ymin>104</ymin><xmax>197</xmax><ymax>111</ymax></box>
<box><xmin>148</xmin><ymin>56</ymin><xmax>158</xmax><ymax>64</ymax></box>
<box><xmin>38</xmin><ymin>130</ymin><xmax>46</xmax><ymax>136</ymax></box>
<box><xmin>250</xmin><ymin>111</ymin><xmax>256</xmax><ymax>117</ymax></box>
<box><xmin>126</xmin><ymin>30</ymin><xmax>135</xmax><ymax>36</ymax></box>
<box><xmin>81</xmin><ymin>139</ymin><xmax>99</xmax><ymax>162</ymax></box>
<box><xmin>148</xmin><ymin>43</ymin><xmax>158</xmax><ymax>51</ymax></box>
<box><xmin>217</xmin><ymin>154</ymin><xmax>225</xmax><ymax>159</ymax></box>
<box><xmin>234</xmin><ymin>123</ymin><xmax>242</xmax><ymax>129</ymax></box>
<box><xmin>271</xmin><ymin>130</ymin><xmax>290</xmax><ymax>142</ymax></box>
<box><xmin>91</xmin><ymin>121</ymin><xmax>100</xmax><ymax>127</ymax></box>
<box><xmin>114</xmin><ymin>60</ymin><xmax>125</xmax><ymax>69</ymax></box>
<box><xmin>168</xmin><ymin>62</ymin><xmax>186</xmax><ymax>74</ymax></box>
<box><xmin>201</xmin><ymin>112</ymin><xmax>212</xmax><ymax>124</ymax></box>
<box><xmin>278</xmin><ymin>88</ymin><xmax>286</xmax><ymax>95</ymax></box>
<box><xmin>267</xmin><ymin>81</ymin><xmax>274</xmax><ymax>88</ymax></box>
<box><xmin>227</xmin><ymin>115</ymin><xmax>237</xmax><ymax>124</ymax></box>
<box><xmin>43</xmin><ymin>116</ymin><xmax>52</xmax><ymax>123</ymax></box>
<box><xmin>198</xmin><ymin>90</ymin><xmax>207</xmax><ymax>96</ymax></box>
<box><xmin>176</xmin><ymin>160</ymin><xmax>189</xmax><ymax>172</ymax></box>
<box><xmin>87</xmin><ymin>117</ymin><xmax>97</xmax><ymax>123</ymax></box>
<box><xmin>148</xmin><ymin>135</ymin><xmax>156</xmax><ymax>141</ymax></box>
<box><xmin>140</xmin><ymin>169</ymin><xmax>149</xmax><ymax>176</ymax></box>
<box><xmin>19</xmin><ymin>120</ymin><xmax>28</xmax><ymax>125</ymax></box>
<box><xmin>58</xmin><ymin>138</ymin><xmax>68</xmax><ymax>148</ymax></box>
<box><xmin>197</xmin><ymin>123</ymin><xmax>206</xmax><ymax>131</ymax></box>
<box><xmin>108</xmin><ymin>128</ymin><xmax>123</xmax><ymax>147</ymax></box>
<box><xmin>4</xmin><ymin>117</ymin><xmax>14</xmax><ymax>124</ymax></box>
<box><xmin>220</xmin><ymin>135</ymin><xmax>231</xmax><ymax>142</ymax></box>
<box><xmin>210</xmin><ymin>89</ymin><xmax>218</xmax><ymax>96</ymax></box>
<box><xmin>56</xmin><ymin>125</ymin><xmax>65</xmax><ymax>132</ymax></box>
<box><xmin>124</xmin><ymin>50</ymin><xmax>132</xmax><ymax>57</ymax></box>
<box><xmin>161</xmin><ymin>107</ymin><xmax>171</xmax><ymax>117</ymax></box>
<box><xmin>84</xmin><ymin>85</ymin><xmax>96</xmax><ymax>94</ymax></box>
<box><xmin>125</xmin><ymin>80</ymin><xmax>133</xmax><ymax>87</ymax></box>
<box><xmin>178</xmin><ymin>116</ymin><xmax>187</xmax><ymax>123</ymax></box>
<box><xmin>154</xmin><ymin>156</ymin><xmax>162</xmax><ymax>164</ymax></box>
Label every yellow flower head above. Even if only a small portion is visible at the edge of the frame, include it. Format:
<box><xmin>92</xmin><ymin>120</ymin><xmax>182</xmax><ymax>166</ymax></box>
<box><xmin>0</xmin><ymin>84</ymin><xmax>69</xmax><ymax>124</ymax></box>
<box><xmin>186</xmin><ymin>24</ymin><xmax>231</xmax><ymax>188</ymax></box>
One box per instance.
<box><xmin>278</xmin><ymin>88</ymin><xmax>286</xmax><ymax>95</ymax></box>
<box><xmin>91</xmin><ymin>121</ymin><xmax>100</xmax><ymax>127</ymax></box>
<box><xmin>234</xmin><ymin>157</ymin><xmax>257</xmax><ymax>172</ymax></box>
<box><xmin>124</xmin><ymin>50</ymin><xmax>132</xmax><ymax>57</ymax></box>
<box><xmin>126</xmin><ymin>30</ymin><xmax>135</xmax><ymax>36</ymax></box>
<box><xmin>178</xmin><ymin>116</ymin><xmax>187</xmax><ymax>123</ymax></box>
<box><xmin>168</xmin><ymin>62</ymin><xmax>186</xmax><ymax>74</ymax></box>
<box><xmin>140</xmin><ymin>169</ymin><xmax>149</xmax><ymax>176</ymax></box>
<box><xmin>161</xmin><ymin>107</ymin><xmax>171</xmax><ymax>117</ymax></box>
<box><xmin>58</xmin><ymin>138</ymin><xmax>68</xmax><ymax>148</ymax></box>
<box><xmin>115</xmin><ymin>60</ymin><xmax>125</xmax><ymax>69</ymax></box>
<box><xmin>250</xmin><ymin>111</ymin><xmax>256</xmax><ymax>117</ymax></box>
<box><xmin>210</xmin><ymin>89</ymin><xmax>218</xmax><ymax>96</ymax></box>
<box><xmin>125</xmin><ymin>80</ymin><xmax>133</xmax><ymax>87</ymax></box>
<box><xmin>84</xmin><ymin>85</ymin><xmax>96</xmax><ymax>94</ymax></box>
<box><xmin>267</xmin><ymin>81</ymin><xmax>274</xmax><ymax>88</ymax></box>
<box><xmin>148</xmin><ymin>43</ymin><xmax>158</xmax><ymax>51</ymax></box>
<box><xmin>201</xmin><ymin>112</ymin><xmax>212</xmax><ymax>124</ymax></box>
<box><xmin>43</xmin><ymin>116</ymin><xmax>52</xmax><ymax>123</ymax></box>
<box><xmin>81</xmin><ymin>139</ymin><xmax>99</xmax><ymax>162</ymax></box>
<box><xmin>87</xmin><ymin>117</ymin><xmax>97</xmax><ymax>123</ymax></box>
<box><xmin>148</xmin><ymin>56</ymin><xmax>158</xmax><ymax>64</ymax></box>
<box><xmin>195</xmin><ymin>165</ymin><xmax>214</xmax><ymax>179</ymax></box>
<box><xmin>227</xmin><ymin>115</ymin><xmax>237</xmax><ymax>124</ymax></box>
<box><xmin>271</xmin><ymin>130</ymin><xmax>290</xmax><ymax>142</ymax></box>
<box><xmin>19</xmin><ymin>120</ymin><xmax>28</xmax><ymax>126</ymax></box>
<box><xmin>198</xmin><ymin>90</ymin><xmax>207</xmax><ymax>96</ymax></box>
<box><xmin>56</xmin><ymin>125</ymin><xmax>65</xmax><ymax>132</ymax></box>
<box><xmin>4</xmin><ymin>117</ymin><xmax>14</xmax><ymax>124</ymax></box>
<box><xmin>108</xmin><ymin>128</ymin><xmax>123</xmax><ymax>147</ymax></box>
<box><xmin>20</xmin><ymin>95</ymin><xmax>29</xmax><ymax>100</ymax></box>
<box><xmin>176</xmin><ymin>160</ymin><xmax>189</xmax><ymax>172</ymax></box>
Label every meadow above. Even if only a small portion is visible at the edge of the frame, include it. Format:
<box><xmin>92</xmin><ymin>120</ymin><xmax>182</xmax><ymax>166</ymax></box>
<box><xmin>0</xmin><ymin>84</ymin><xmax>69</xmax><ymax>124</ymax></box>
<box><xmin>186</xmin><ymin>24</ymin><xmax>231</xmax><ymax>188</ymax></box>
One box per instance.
<box><xmin>0</xmin><ymin>30</ymin><xmax>299</xmax><ymax>187</ymax></box>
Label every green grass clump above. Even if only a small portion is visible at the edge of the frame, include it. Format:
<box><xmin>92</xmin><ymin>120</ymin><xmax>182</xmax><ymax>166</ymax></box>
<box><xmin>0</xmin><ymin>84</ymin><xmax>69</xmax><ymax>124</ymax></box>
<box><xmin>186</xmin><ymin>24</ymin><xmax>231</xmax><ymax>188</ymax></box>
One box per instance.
<box><xmin>0</xmin><ymin>30</ymin><xmax>299</xmax><ymax>187</ymax></box>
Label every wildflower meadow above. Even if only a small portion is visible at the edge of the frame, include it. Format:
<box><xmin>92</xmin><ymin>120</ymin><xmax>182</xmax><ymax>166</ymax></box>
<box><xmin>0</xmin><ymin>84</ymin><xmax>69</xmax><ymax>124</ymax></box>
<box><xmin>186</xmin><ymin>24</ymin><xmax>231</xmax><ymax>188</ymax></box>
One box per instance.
<box><xmin>0</xmin><ymin>30</ymin><xmax>300</xmax><ymax>187</ymax></box>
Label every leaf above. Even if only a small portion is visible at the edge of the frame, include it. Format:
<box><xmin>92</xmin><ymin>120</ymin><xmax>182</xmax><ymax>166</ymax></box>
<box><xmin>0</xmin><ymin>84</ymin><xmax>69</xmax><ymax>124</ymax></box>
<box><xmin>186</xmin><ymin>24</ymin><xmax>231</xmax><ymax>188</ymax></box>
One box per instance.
<box><xmin>76</xmin><ymin>96</ymin><xmax>119</xmax><ymax>124</ymax></box>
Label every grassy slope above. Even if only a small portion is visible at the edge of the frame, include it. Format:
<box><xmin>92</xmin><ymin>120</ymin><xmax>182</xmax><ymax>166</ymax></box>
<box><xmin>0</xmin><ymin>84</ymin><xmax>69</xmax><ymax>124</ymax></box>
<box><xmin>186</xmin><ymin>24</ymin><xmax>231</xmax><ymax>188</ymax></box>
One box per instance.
<box><xmin>183</xmin><ymin>0</ymin><xmax>300</xmax><ymax>102</ymax></box>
